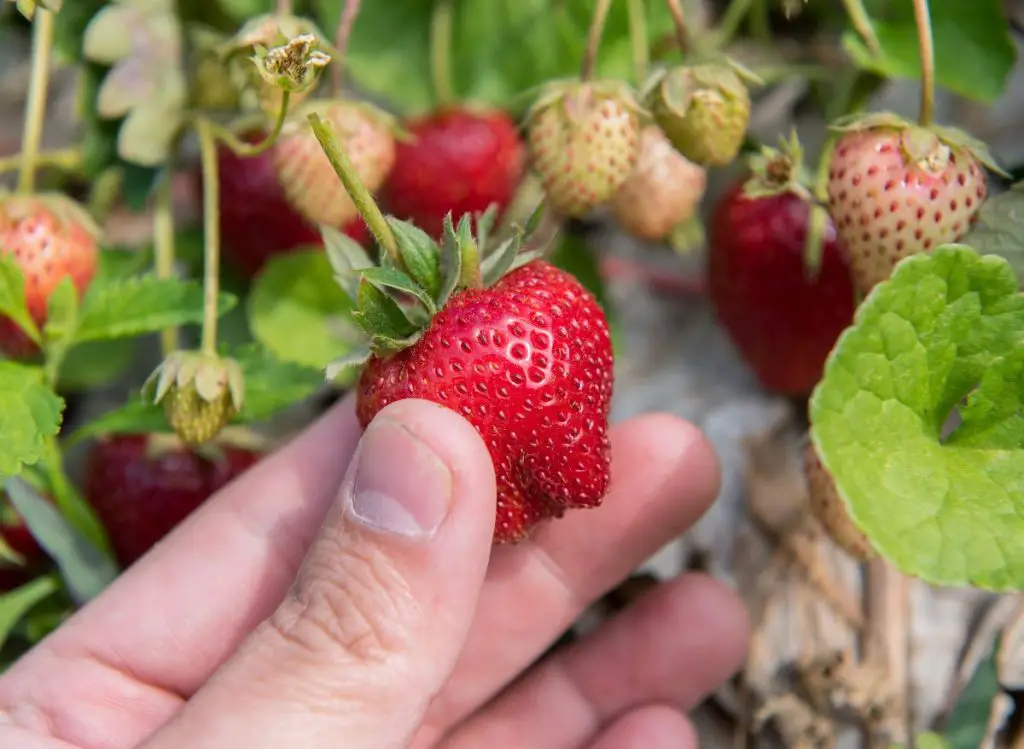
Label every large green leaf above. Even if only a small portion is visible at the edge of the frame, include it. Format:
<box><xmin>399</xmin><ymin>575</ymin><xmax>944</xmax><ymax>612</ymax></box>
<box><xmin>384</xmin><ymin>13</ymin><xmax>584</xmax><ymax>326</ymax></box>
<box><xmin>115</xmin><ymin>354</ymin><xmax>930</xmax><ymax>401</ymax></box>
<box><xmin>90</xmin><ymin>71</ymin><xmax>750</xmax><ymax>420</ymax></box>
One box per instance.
<box><xmin>0</xmin><ymin>363</ymin><xmax>64</xmax><ymax>478</ymax></box>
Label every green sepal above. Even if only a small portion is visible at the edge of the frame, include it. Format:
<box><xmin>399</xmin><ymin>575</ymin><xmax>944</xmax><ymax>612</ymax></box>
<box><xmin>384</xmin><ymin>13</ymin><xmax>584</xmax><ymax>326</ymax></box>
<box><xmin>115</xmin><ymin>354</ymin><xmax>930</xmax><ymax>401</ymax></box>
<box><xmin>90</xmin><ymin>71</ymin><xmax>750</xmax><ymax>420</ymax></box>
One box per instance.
<box><xmin>481</xmin><ymin>235</ymin><xmax>522</xmax><ymax>287</ymax></box>
<box><xmin>359</xmin><ymin>266</ymin><xmax>436</xmax><ymax>315</ymax></box>
<box><xmin>369</xmin><ymin>331</ymin><xmax>423</xmax><ymax>356</ymax></box>
<box><xmin>436</xmin><ymin>213</ymin><xmax>464</xmax><ymax>307</ymax></box>
<box><xmin>351</xmin><ymin>278</ymin><xmax>419</xmax><ymax>342</ymax></box>
<box><xmin>324</xmin><ymin>344</ymin><xmax>372</xmax><ymax>384</ymax></box>
<box><xmin>321</xmin><ymin>224</ymin><xmax>373</xmax><ymax>300</ymax></box>
<box><xmin>386</xmin><ymin>218</ymin><xmax>443</xmax><ymax>299</ymax></box>
<box><xmin>473</xmin><ymin>204</ymin><xmax>500</xmax><ymax>252</ymax></box>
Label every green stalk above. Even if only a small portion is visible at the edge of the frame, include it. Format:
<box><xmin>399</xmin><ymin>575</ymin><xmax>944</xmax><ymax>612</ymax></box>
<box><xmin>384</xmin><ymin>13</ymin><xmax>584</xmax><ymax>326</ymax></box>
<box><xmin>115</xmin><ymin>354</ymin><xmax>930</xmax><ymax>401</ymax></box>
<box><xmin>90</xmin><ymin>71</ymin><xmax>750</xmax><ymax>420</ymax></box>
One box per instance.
<box><xmin>307</xmin><ymin>112</ymin><xmax>399</xmax><ymax>263</ymax></box>
<box><xmin>711</xmin><ymin>0</ymin><xmax>758</xmax><ymax>49</ymax></box>
<box><xmin>204</xmin><ymin>90</ymin><xmax>291</xmax><ymax>158</ymax></box>
<box><xmin>17</xmin><ymin>7</ymin><xmax>56</xmax><ymax>194</ymax></box>
<box><xmin>840</xmin><ymin>0</ymin><xmax>881</xmax><ymax>57</ymax></box>
<box><xmin>154</xmin><ymin>168</ymin><xmax>179</xmax><ymax>357</ymax></box>
<box><xmin>627</xmin><ymin>0</ymin><xmax>649</xmax><ymax>84</ymax></box>
<box><xmin>580</xmin><ymin>0</ymin><xmax>614</xmax><ymax>81</ymax></box>
<box><xmin>276</xmin><ymin>0</ymin><xmax>292</xmax><ymax>14</ymax></box>
<box><xmin>331</xmin><ymin>0</ymin><xmax>363</xmax><ymax>94</ymax></box>
<box><xmin>429</xmin><ymin>0</ymin><xmax>456</xmax><ymax>107</ymax></box>
<box><xmin>664</xmin><ymin>0</ymin><xmax>690</xmax><ymax>55</ymax></box>
<box><xmin>0</xmin><ymin>148</ymin><xmax>79</xmax><ymax>176</ymax></box>
<box><xmin>196</xmin><ymin>119</ymin><xmax>222</xmax><ymax>357</ymax></box>
<box><xmin>911</xmin><ymin>0</ymin><xmax>934</xmax><ymax>127</ymax></box>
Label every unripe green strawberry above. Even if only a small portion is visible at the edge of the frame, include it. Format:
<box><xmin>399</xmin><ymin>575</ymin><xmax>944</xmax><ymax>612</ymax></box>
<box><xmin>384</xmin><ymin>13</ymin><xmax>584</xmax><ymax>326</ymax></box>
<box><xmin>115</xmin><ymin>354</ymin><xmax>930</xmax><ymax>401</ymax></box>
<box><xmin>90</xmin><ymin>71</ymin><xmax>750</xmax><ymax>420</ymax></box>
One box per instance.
<box><xmin>826</xmin><ymin>114</ymin><xmax>992</xmax><ymax>294</ymax></box>
<box><xmin>525</xmin><ymin>79</ymin><xmax>642</xmax><ymax>218</ymax></box>
<box><xmin>803</xmin><ymin>442</ymin><xmax>875</xmax><ymax>561</ymax></box>
<box><xmin>611</xmin><ymin>125</ymin><xmax>707</xmax><ymax>241</ymax></box>
<box><xmin>273</xmin><ymin>100</ymin><xmax>397</xmax><ymax>228</ymax></box>
<box><xmin>146</xmin><ymin>351</ymin><xmax>245</xmax><ymax>445</ymax></box>
<box><xmin>644</xmin><ymin>62</ymin><xmax>755</xmax><ymax>167</ymax></box>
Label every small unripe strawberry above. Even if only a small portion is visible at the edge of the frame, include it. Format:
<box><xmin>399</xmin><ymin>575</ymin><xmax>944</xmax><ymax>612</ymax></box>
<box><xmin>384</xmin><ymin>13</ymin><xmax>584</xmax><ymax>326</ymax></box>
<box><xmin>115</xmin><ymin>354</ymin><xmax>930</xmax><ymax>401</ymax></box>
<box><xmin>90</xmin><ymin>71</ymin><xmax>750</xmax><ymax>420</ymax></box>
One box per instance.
<box><xmin>147</xmin><ymin>352</ymin><xmax>245</xmax><ymax>445</ymax></box>
<box><xmin>273</xmin><ymin>101</ymin><xmax>397</xmax><ymax>228</ymax></box>
<box><xmin>826</xmin><ymin>115</ymin><xmax>990</xmax><ymax>294</ymax></box>
<box><xmin>611</xmin><ymin>125</ymin><xmax>707</xmax><ymax>241</ymax></box>
<box><xmin>525</xmin><ymin>79</ymin><xmax>642</xmax><ymax>218</ymax></box>
<box><xmin>803</xmin><ymin>442</ymin><xmax>875</xmax><ymax>561</ymax></box>
<box><xmin>645</xmin><ymin>62</ymin><xmax>754</xmax><ymax>167</ymax></box>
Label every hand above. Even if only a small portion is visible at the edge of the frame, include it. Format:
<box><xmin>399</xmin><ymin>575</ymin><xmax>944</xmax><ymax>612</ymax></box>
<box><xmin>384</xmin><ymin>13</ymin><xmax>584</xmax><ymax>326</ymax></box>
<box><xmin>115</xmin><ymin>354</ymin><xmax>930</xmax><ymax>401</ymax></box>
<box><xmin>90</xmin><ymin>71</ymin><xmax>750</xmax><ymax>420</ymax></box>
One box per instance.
<box><xmin>0</xmin><ymin>397</ymin><xmax>748</xmax><ymax>749</ymax></box>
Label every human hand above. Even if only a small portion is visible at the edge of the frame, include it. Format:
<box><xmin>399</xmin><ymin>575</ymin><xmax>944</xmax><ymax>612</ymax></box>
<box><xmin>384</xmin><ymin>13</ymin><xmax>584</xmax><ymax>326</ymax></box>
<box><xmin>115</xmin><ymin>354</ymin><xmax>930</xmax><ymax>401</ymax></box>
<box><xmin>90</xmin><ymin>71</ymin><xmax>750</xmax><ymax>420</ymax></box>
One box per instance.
<box><xmin>0</xmin><ymin>397</ymin><xmax>748</xmax><ymax>749</ymax></box>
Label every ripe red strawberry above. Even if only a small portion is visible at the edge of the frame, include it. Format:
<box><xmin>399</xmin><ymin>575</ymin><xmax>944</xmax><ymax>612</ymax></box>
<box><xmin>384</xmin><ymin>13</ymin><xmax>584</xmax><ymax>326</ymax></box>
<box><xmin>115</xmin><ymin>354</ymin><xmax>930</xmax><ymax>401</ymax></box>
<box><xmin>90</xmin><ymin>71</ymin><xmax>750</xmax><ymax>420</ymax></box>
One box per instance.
<box><xmin>212</xmin><ymin>131</ymin><xmax>371</xmax><ymax>279</ymax></box>
<box><xmin>0</xmin><ymin>194</ymin><xmax>99</xmax><ymax>359</ymax></box>
<box><xmin>826</xmin><ymin>114</ymin><xmax>991</xmax><ymax>294</ymax></box>
<box><xmin>0</xmin><ymin>494</ymin><xmax>49</xmax><ymax>591</ymax></box>
<box><xmin>383</xmin><ymin>107</ymin><xmax>526</xmax><ymax>239</ymax></box>
<box><xmin>708</xmin><ymin>180</ymin><xmax>857</xmax><ymax>396</ymax></box>
<box><xmin>355</xmin><ymin>260</ymin><xmax>613</xmax><ymax>543</ymax></box>
<box><xmin>83</xmin><ymin>434</ymin><xmax>261</xmax><ymax>567</ymax></box>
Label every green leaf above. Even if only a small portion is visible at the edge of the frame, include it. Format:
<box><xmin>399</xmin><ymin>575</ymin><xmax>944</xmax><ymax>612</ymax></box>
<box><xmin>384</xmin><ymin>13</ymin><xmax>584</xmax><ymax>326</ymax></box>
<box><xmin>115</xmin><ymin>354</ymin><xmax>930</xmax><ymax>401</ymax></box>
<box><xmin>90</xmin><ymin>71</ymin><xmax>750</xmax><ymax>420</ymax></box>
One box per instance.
<box><xmin>66</xmin><ymin>398</ymin><xmax>171</xmax><ymax>445</ymax></box>
<box><xmin>248</xmin><ymin>250</ymin><xmax>358</xmax><ymax>370</ymax></box>
<box><xmin>0</xmin><ymin>255</ymin><xmax>41</xmax><ymax>345</ymax></box>
<box><xmin>353</xmin><ymin>278</ymin><xmax>419</xmax><ymax>341</ymax></box>
<box><xmin>962</xmin><ymin>184</ymin><xmax>1024</xmax><ymax>282</ymax></box>
<box><xmin>42</xmin><ymin>276</ymin><xmax>80</xmax><ymax>348</ymax></box>
<box><xmin>360</xmin><ymin>266</ymin><xmax>436</xmax><ymax>313</ymax></box>
<box><xmin>809</xmin><ymin>244</ymin><xmax>1024</xmax><ymax>590</ymax></box>
<box><xmin>75</xmin><ymin>274</ymin><xmax>236</xmax><ymax>343</ymax></box>
<box><xmin>0</xmin><ymin>575</ymin><xmax>60</xmax><ymax>654</ymax></box>
<box><xmin>97</xmin><ymin>246</ymin><xmax>153</xmax><ymax>279</ymax></box>
<box><xmin>0</xmin><ymin>363</ymin><xmax>64</xmax><ymax>477</ymax></box>
<box><xmin>234</xmin><ymin>345</ymin><xmax>325</xmax><ymax>422</ymax></box>
<box><xmin>945</xmin><ymin>637</ymin><xmax>1001</xmax><ymax>749</ymax></box>
<box><xmin>841</xmin><ymin>0</ymin><xmax>1015</xmax><ymax>103</ymax></box>
<box><xmin>4</xmin><ymin>478</ymin><xmax>119</xmax><ymax>603</ymax></box>
<box><xmin>387</xmin><ymin>219</ymin><xmax>442</xmax><ymax>298</ymax></box>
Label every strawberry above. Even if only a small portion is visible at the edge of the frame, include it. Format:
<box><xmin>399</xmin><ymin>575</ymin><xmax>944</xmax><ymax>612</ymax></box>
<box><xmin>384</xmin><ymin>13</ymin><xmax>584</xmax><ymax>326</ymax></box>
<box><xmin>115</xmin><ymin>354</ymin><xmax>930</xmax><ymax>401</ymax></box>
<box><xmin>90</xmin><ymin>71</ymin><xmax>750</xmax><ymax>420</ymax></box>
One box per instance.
<box><xmin>643</xmin><ymin>61</ymin><xmax>758</xmax><ymax>167</ymax></box>
<box><xmin>802</xmin><ymin>441</ymin><xmax>875</xmax><ymax>561</ymax></box>
<box><xmin>708</xmin><ymin>180</ymin><xmax>856</xmax><ymax>396</ymax></box>
<box><xmin>0</xmin><ymin>194</ymin><xmax>99</xmax><ymax>359</ymax></box>
<box><xmin>525</xmin><ymin>80</ymin><xmax>642</xmax><ymax>218</ymax></box>
<box><xmin>273</xmin><ymin>101</ymin><xmax>397</xmax><ymax>228</ymax></box>
<box><xmin>0</xmin><ymin>494</ymin><xmax>49</xmax><ymax>591</ymax></box>
<box><xmin>323</xmin><ymin>203</ymin><xmax>614</xmax><ymax>544</ymax></box>
<box><xmin>83</xmin><ymin>434</ymin><xmax>261</xmax><ymax>567</ymax></box>
<box><xmin>384</xmin><ymin>107</ymin><xmax>526</xmax><ymax>239</ymax></box>
<box><xmin>611</xmin><ymin>125</ymin><xmax>707</xmax><ymax>241</ymax></box>
<box><xmin>825</xmin><ymin>114</ymin><xmax>992</xmax><ymax>294</ymax></box>
<box><xmin>211</xmin><ymin>131</ymin><xmax>371</xmax><ymax>279</ymax></box>
<box><xmin>147</xmin><ymin>351</ymin><xmax>245</xmax><ymax>446</ymax></box>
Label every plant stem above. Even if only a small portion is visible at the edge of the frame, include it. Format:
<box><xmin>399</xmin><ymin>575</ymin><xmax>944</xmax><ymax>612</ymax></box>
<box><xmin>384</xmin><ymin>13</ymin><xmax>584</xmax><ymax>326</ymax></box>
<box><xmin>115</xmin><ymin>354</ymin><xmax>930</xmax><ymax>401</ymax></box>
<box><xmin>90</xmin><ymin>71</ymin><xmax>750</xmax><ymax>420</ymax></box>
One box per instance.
<box><xmin>429</xmin><ymin>0</ymin><xmax>456</xmax><ymax>107</ymax></box>
<box><xmin>711</xmin><ymin>0</ymin><xmax>758</xmax><ymax>49</ymax></box>
<box><xmin>196</xmin><ymin>118</ymin><xmax>222</xmax><ymax>357</ymax></box>
<box><xmin>17</xmin><ymin>7</ymin><xmax>55</xmax><ymax>194</ymax></box>
<box><xmin>203</xmin><ymin>90</ymin><xmax>291</xmax><ymax>158</ymax></box>
<box><xmin>664</xmin><ymin>0</ymin><xmax>689</xmax><ymax>55</ymax></box>
<box><xmin>331</xmin><ymin>0</ymin><xmax>362</xmax><ymax>94</ymax></box>
<box><xmin>840</xmin><ymin>0</ymin><xmax>881</xmax><ymax>57</ymax></box>
<box><xmin>275</xmin><ymin>0</ymin><xmax>292</xmax><ymax>14</ymax></box>
<box><xmin>154</xmin><ymin>168</ymin><xmax>179</xmax><ymax>357</ymax></box>
<box><xmin>911</xmin><ymin>0</ymin><xmax>934</xmax><ymax>127</ymax></box>
<box><xmin>626</xmin><ymin>0</ymin><xmax>649</xmax><ymax>85</ymax></box>
<box><xmin>580</xmin><ymin>0</ymin><xmax>614</xmax><ymax>81</ymax></box>
<box><xmin>307</xmin><ymin>112</ymin><xmax>399</xmax><ymax>263</ymax></box>
<box><xmin>0</xmin><ymin>148</ymin><xmax>80</xmax><ymax>176</ymax></box>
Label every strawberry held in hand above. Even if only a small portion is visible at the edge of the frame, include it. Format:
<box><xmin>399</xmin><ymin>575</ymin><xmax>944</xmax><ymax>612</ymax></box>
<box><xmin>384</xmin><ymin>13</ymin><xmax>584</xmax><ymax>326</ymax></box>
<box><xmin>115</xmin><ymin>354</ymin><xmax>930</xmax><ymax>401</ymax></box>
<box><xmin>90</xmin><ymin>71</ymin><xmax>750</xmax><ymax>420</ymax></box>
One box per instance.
<box><xmin>826</xmin><ymin>112</ymin><xmax>994</xmax><ymax>294</ymax></box>
<box><xmin>384</xmin><ymin>107</ymin><xmax>526</xmax><ymax>239</ymax></box>
<box><xmin>0</xmin><ymin>194</ymin><xmax>99</xmax><ymax>359</ymax></box>
<box><xmin>83</xmin><ymin>434</ymin><xmax>261</xmax><ymax>567</ymax></box>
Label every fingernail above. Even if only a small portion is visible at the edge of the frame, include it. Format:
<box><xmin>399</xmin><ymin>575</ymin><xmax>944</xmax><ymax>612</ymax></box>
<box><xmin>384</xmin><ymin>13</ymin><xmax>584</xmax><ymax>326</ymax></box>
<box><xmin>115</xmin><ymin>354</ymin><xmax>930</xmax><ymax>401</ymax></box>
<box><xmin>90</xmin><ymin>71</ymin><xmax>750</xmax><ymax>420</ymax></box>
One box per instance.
<box><xmin>342</xmin><ymin>417</ymin><xmax>453</xmax><ymax>537</ymax></box>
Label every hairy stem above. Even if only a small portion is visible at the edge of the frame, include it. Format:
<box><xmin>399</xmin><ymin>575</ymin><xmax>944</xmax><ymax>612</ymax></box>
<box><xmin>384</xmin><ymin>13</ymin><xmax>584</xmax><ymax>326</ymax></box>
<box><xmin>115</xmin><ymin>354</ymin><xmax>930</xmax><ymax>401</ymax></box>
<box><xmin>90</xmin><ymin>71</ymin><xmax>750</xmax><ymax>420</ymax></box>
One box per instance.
<box><xmin>429</xmin><ymin>0</ymin><xmax>456</xmax><ymax>107</ymax></box>
<box><xmin>912</xmin><ymin>0</ymin><xmax>934</xmax><ymax>127</ymax></box>
<box><xmin>18</xmin><ymin>7</ymin><xmax>56</xmax><ymax>194</ymax></box>
<box><xmin>275</xmin><ymin>0</ymin><xmax>292</xmax><ymax>15</ymax></box>
<box><xmin>204</xmin><ymin>90</ymin><xmax>291</xmax><ymax>158</ymax></box>
<box><xmin>331</xmin><ymin>0</ymin><xmax>362</xmax><ymax>94</ymax></box>
<box><xmin>0</xmin><ymin>148</ymin><xmax>80</xmax><ymax>176</ymax></box>
<box><xmin>307</xmin><ymin>112</ymin><xmax>399</xmax><ymax>263</ymax></box>
<box><xmin>580</xmin><ymin>0</ymin><xmax>614</xmax><ymax>81</ymax></box>
<box><xmin>840</xmin><ymin>0</ymin><xmax>881</xmax><ymax>56</ymax></box>
<box><xmin>196</xmin><ymin>119</ymin><xmax>222</xmax><ymax>357</ymax></box>
<box><xmin>627</xmin><ymin>0</ymin><xmax>649</xmax><ymax>85</ymax></box>
<box><xmin>712</xmin><ymin>0</ymin><xmax>758</xmax><ymax>49</ymax></box>
<box><xmin>664</xmin><ymin>0</ymin><xmax>689</xmax><ymax>54</ymax></box>
<box><xmin>154</xmin><ymin>168</ymin><xmax>179</xmax><ymax>357</ymax></box>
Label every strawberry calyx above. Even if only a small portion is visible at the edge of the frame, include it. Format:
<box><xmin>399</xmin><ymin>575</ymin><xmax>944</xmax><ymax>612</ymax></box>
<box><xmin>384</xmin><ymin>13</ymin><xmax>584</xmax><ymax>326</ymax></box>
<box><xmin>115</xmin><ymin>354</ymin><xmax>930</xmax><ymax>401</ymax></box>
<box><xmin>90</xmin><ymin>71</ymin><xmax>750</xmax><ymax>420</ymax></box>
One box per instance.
<box><xmin>741</xmin><ymin>130</ymin><xmax>815</xmax><ymax>202</ymax></box>
<box><xmin>524</xmin><ymin>78</ymin><xmax>645</xmax><ymax>128</ymax></box>
<box><xmin>321</xmin><ymin>202</ymin><xmax>551</xmax><ymax>383</ymax></box>
<box><xmin>144</xmin><ymin>350</ymin><xmax>245</xmax><ymax>445</ymax></box>
<box><xmin>828</xmin><ymin>111</ymin><xmax>1008</xmax><ymax>177</ymax></box>
<box><xmin>639</xmin><ymin>56</ymin><xmax>763</xmax><ymax>114</ymax></box>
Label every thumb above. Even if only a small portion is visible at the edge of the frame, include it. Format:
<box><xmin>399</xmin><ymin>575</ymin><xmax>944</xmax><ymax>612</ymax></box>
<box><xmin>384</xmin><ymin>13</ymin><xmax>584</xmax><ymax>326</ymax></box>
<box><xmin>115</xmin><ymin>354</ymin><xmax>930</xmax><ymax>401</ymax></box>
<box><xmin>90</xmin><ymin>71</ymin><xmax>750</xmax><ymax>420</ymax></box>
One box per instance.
<box><xmin>141</xmin><ymin>399</ymin><xmax>497</xmax><ymax>749</ymax></box>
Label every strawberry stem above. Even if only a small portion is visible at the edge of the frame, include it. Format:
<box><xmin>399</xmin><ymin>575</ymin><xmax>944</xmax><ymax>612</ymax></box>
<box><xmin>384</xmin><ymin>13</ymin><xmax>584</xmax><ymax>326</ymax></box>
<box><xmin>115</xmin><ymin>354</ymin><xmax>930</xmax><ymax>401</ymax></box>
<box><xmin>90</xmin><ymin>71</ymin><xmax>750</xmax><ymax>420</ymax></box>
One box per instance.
<box><xmin>840</xmin><ymin>0</ymin><xmax>881</xmax><ymax>57</ymax></box>
<box><xmin>580</xmin><ymin>0</ymin><xmax>614</xmax><ymax>81</ymax></box>
<box><xmin>196</xmin><ymin>118</ymin><xmax>223</xmax><ymax>358</ymax></box>
<box><xmin>709</xmin><ymin>0</ymin><xmax>758</xmax><ymax>49</ymax></box>
<box><xmin>331</xmin><ymin>0</ymin><xmax>362</xmax><ymax>95</ymax></box>
<box><xmin>307</xmin><ymin>112</ymin><xmax>400</xmax><ymax>264</ymax></box>
<box><xmin>276</xmin><ymin>0</ymin><xmax>292</xmax><ymax>14</ymax></box>
<box><xmin>626</xmin><ymin>0</ymin><xmax>649</xmax><ymax>85</ymax></box>
<box><xmin>911</xmin><ymin>0</ymin><xmax>934</xmax><ymax>127</ymax></box>
<box><xmin>17</xmin><ymin>6</ymin><xmax>55</xmax><ymax>194</ymax></box>
<box><xmin>664</xmin><ymin>0</ymin><xmax>690</xmax><ymax>55</ymax></box>
<box><xmin>154</xmin><ymin>168</ymin><xmax>179</xmax><ymax>358</ymax></box>
<box><xmin>202</xmin><ymin>90</ymin><xmax>292</xmax><ymax>159</ymax></box>
<box><xmin>429</xmin><ymin>0</ymin><xmax>457</xmax><ymax>107</ymax></box>
<box><xmin>0</xmin><ymin>148</ymin><xmax>80</xmax><ymax>177</ymax></box>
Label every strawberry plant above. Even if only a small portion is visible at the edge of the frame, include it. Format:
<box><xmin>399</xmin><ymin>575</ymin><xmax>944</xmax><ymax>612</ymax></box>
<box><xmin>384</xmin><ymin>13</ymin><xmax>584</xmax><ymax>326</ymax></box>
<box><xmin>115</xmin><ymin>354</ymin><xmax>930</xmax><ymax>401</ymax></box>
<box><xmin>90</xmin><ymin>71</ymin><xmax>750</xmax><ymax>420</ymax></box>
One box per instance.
<box><xmin>0</xmin><ymin>0</ymin><xmax>1023</xmax><ymax>742</ymax></box>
